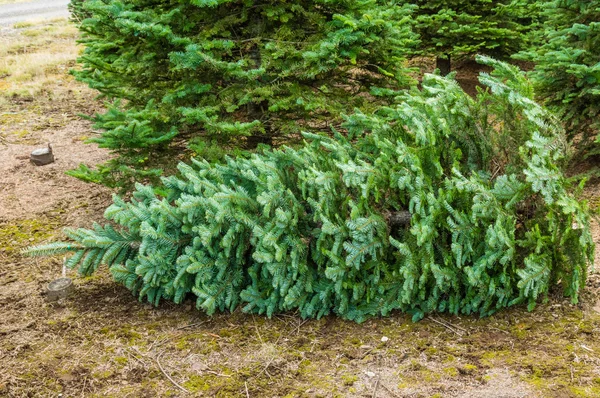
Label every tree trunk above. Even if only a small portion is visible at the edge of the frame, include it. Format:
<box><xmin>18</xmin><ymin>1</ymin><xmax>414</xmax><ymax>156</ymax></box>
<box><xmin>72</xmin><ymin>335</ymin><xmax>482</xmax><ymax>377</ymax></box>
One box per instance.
<box><xmin>436</xmin><ymin>54</ymin><xmax>451</xmax><ymax>76</ymax></box>
<box><xmin>246</xmin><ymin>9</ymin><xmax>272</xmax><ymax>149</ymax></box>
<box><xmin>246</xmin><ymin>132</ymin><xmax>273</xmax><ymax>148</ymax></box>
<box><xmin>387</xmin><ymin>211</ymin><xmax>411</xmax><ymax>228</ymax></box>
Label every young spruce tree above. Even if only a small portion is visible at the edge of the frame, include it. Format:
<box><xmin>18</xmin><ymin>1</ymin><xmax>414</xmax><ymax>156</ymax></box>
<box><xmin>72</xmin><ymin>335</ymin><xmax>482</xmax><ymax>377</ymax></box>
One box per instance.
<box><xmin>69</xmin><ymin>0</ymin><xmax>417</xmax><ymax>188</ymax></box>
<box><xmin>519</xmin><ymin>0</ymin><xmax>600</xmax><ymax>152</ymax></box>
<box><xmin>27</xmin><ymin>59</ymin><xmax>594</xmax><ymax>322</ymax></box>
<box><xmin>405</xmin><ymin>0</ymin><xmax>538</xmax><ymax>74</ymax></box>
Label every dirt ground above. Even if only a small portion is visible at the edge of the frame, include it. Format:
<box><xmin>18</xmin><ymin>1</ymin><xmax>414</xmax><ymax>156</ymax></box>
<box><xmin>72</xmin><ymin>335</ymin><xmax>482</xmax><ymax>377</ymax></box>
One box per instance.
<box><xmin>2</xmin><ymin>20</ymin><xmax>600</xmax><ymax>398</ymax></box>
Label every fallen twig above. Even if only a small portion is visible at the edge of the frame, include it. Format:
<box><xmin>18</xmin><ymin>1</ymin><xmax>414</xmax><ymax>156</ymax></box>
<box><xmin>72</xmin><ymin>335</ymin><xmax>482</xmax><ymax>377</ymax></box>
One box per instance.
<box><xmin>372</xmin><ymin>373</ymin><xmax>381</xmax><ymax>398</ymax></box>
<box><xmin>488</xmin><ymin>326</ymin><xmax>510</xmax><ymax>335</ymax></box>
<box><xmin>570</xmin><ymin>366</ymin><xmax>574</xmax><ymax>383</ymax></box>
<box><xmin>156</xmin><ymin>350</ymin><xmax>190</xmax><ymax>394</ymax></box>
<box><xmin>148</xmin><ymin>321</ymin><xmax>207</xmax><ymax>351</ymax></box>
<box><xmin>428</xmin><ymin>316</ymin><xmax>465</xmax><ymax>336</ymax></box>
<box><xmin>257</xmin><ymin>356</ymin><xmax>276</xmax><ymax>378</ymax></box>
<box><xmin>0</xmin><ymin>321</ymin><xmax>35</xmax><ymax>336</ymax></box>
<box><xmin>252</xmin><ymin>315</ymin><xmax>264</xmax><ymax>344</ymax></box>
<box><xmin>380</xmin><ymin>383</ymin><xmax>401</xmax><ymax>398</ymax></box>
<box><xmin>296</xmin><ymin>319</ymin><xmax>309</xmax><ymax>335</ymax></box>
<box><xmin>205</xmin><ymin>370</ymin><xmax>232</xmax><ymax>378</ymax></box>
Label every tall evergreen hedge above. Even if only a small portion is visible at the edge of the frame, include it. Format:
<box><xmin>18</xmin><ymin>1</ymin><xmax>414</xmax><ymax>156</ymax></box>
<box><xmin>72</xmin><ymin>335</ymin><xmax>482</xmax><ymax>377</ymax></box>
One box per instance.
<box><xmin>27</xmin><ymin>59</ymin><xmax>594</xmax><ymax>322</ymax></box>
<box><xmin>68</xmin><ymin>0</ymin><xmax>417</xmax><ymax>188</ymax></box>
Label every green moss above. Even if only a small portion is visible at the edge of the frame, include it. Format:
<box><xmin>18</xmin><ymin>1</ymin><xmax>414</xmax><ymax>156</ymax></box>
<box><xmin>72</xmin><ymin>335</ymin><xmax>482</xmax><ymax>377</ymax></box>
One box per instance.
<box><xmin>11</xmin><ymin>129</ymin><xmax>29</xmax><ymax>138</ymax></box>
<box><xmin>407</xmin><ymin>360</ymin><xmax>425</xmax><ymax>371</ymax></box>
<box><xmin>183</xmin><ymin>375</ymin><xmax>212</xmax><ymax>392</ymax></box>
<box><xmin>443</xmin><ymin>354</ymin><xmax>456</xmax><ymax>363</ymax></box>
<box><xmin>218</xmin><ymin>328</ymin><xmax>233</xmax><ymax>338</ymax></box>
<box><xmin>480</xmin><ymin>350</ymin><xmax>511</xmax><ymax>367</ymax></box>
<box><xmin>341</xmin><ymin>374</ymin><xmax>358</xmax><ymax>386</ymax></box>
<box><xmin>443</xmin><ymin>367</ymin><xmax>459</xmax><ymax>377</ymax></box>
<box><xmin>0</xmin><ymin>218</ymin><xmax>59</xmax><ymax>255</ymax></box>
<box><xmin>425</xmin><ymin>347</ymin><xmax>439</xmax><ymax>356</ymax></box>
<box><xmin>114</xmin><ymin>356</ymin><xmax>128</xmax><ymax>365</ymax></box>
<box><xmin>92</xmin><ymin>370</ymin><xmax>113</xmax><ymax>379</ymax></box>
<box><xmin>570</xmin><ymin>386</ymin><xmax>600</xmax><ymax>397</ymax></box>
<box><xmin>459</xmin><ymin>364</ymin><xmax>478</xmax><ymax>375</ymax></box>
<box><xmin>510</xmin><ymin>322</ymin><xmax>532</xmax><ymax>339</ymax></box>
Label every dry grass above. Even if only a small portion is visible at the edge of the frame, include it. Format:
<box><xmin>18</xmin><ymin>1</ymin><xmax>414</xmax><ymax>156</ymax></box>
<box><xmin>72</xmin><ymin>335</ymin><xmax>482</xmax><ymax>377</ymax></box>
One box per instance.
<box><xmin>0</xmin><ymin>18</ymin><xmax>79</xmax><ymax>99</ymax></box>
<box><xmin>2</xmin><ymin>17</ymin><xmax>600</xmax><ymax>398</ymax></box>
<box><xmin>0</xmin><ymin>0</ymin><xmax>31</xmax><ymax>4</ymax></box>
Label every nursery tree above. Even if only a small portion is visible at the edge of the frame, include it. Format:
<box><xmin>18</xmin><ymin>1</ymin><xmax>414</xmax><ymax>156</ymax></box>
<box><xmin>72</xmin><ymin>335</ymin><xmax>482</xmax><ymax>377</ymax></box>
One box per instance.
<box><xmin>68</xmin><ymin>0</ymin><xmax>93</xmax><ymax>21</ymax></box>
<box><xmin>519</xmin><ymin>0</ymin><xmax>600</xmax><ymax>152</ymax></box>
<box><xmin>406</xmin><ymin>0</ymin><xmax>539</xmax><ymax>74</ymax></box>
<box><xmin>68</xmin><ymin>0</ymin><xmax>418</xmax><ymax>188</ymax></box>
<box><xmin>27</xmin><ymin>58</ymin><xmax>594</xmax><ymax>322</ymax></box>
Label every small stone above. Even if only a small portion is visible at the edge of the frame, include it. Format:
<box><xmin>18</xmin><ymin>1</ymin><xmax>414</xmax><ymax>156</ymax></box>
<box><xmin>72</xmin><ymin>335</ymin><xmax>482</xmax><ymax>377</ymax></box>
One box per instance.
<box><xmin>365</xmin><ymin>371</ymin><xmax>376</xmax><ymax>378</ymax></box>
<box><xmin>30</xmin><ymin>144</ymin><xmax>54</xmax><ymax>166</ymax></box>
<box><xmin>381</xmin><ymin>336</ymin><xmax>389</xmax><ymax>343</ymax></box>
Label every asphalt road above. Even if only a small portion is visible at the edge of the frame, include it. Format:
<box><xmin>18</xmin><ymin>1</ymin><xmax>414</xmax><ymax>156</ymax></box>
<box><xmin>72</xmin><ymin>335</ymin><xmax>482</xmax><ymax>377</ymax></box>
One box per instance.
<box><xmin>0</xmin><ymin>0</ymin><xmax>70</xmax><ymax>26</ymax></box>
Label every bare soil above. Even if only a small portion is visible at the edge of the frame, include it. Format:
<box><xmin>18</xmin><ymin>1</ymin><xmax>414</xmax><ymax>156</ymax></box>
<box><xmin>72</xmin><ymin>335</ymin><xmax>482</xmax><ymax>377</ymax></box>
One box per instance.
<box><xmin>2</xmin><ymin>21</ymin><xmax>600</xmax><ymax>398</ymax></box>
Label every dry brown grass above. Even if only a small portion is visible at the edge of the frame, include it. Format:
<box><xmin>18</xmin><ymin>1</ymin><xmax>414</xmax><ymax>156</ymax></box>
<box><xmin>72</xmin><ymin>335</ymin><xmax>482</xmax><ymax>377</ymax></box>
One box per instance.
<box><xmin>0</xmin><ymin>18</ymin><xmax>79</xmax><ymax>99</ymax></box>
<box><xmin>0</xmin><ymin>0</ymin><xmax>30</xmax><ymax>4</ymax></box>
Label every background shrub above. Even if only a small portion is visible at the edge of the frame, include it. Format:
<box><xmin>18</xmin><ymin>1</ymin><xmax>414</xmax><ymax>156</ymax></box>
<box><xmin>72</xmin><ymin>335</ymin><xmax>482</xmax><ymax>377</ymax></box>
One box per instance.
<box><xmin>68</xmin><ymin>0</ymin><xmax>418</xmax><ymax>189</ymax></box>
<box><xmin>519</xmin><ymin>0</ymin><xmax>600</xmax><ymax>154</ymax></box>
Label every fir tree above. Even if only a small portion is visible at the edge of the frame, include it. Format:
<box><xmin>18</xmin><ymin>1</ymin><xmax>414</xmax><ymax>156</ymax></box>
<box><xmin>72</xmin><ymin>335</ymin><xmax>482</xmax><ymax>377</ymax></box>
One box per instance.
<box><xmin>518</xmin><ymin>0</ymin><xmax>600</xmax><ymax>152</ymax></box>
<box><xmin>405</xmin><ymin>0</ymin><xmax>538</xmax><ymax>74</ymax></box>
<box><xmin>68</xmin><ymin>0</ymin><xmax>93</xmax><ymax>22</ymax></box>
<box><xmin>26</xmin><ymin>58</ymin><xmax>594</xmax><ymax>322</ymax></box>
<box><xmin>68</xmin><ymin>0</ymin><xmax>418</xmax><ymax>188</ymax></box>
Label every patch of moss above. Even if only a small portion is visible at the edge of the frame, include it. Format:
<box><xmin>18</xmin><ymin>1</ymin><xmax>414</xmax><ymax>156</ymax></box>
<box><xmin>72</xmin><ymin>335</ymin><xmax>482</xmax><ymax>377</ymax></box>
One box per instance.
<box><xmin>341</xmin><ymin>374</ymin><xmax>358</xmax><ymax>386</ymax></box>
<box><xmin>480</xmin><ymin>350</ymin><xmax>511</xmax><ymax>367</ymax></box>
<box><xmin>570</xmin><ymin>386</ymin><xmax>600</xmax><ymax>397</ymax></box>
<box><xmin>114</xmin><ymin>356</ymin><xmax>128</xmax><ymax>365</ymax></box>
<box><xmin>0</xmin><ymin>218</ymin><xmax>60</xmax><ymax>256</ymax></box>
<box><xmin>443</xmin><ymin>367</ymin><xmax>459</xmax><ymax>377</ymax></box>
<box><xmin>183</xmin><ymin>375</ymin><xmax>212</xmax><ymax>392</ymax></box>
<box><xmin>458</xmin><ymin>364</ymin><xmax>478</xmax><ymax>375</ymax></box>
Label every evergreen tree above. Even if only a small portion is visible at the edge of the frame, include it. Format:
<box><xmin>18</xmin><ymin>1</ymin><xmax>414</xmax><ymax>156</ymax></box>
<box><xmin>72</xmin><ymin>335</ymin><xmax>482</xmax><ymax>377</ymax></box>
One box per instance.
<box><xmin>27</xmin><ymin>59</ymin><xmax>594</xmax><ymax>322</ymax></box>
<box><xmin>68</xmin><ymin>0</ymin><xmax>93</xmax><ymax>22</ymax></box>
<box><xmin>519</xmin><ymin>0</ymin><xmax>600</xmax><ymax>152</ymax></box>
<box><xmin>68</xmin><ymin>0</ymin><xmax>418</xmax><ymax>188</ymax></box>
<box><xmin>405</xmin><ymin>0</ymin><xmax>538</xmax><ymax>74</ymax></box>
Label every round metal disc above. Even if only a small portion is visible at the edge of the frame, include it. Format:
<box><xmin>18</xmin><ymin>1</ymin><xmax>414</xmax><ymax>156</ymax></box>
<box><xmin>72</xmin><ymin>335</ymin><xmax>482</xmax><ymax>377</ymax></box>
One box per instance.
<box><xmin>48</xmin><ymin>278</ymin><xmax>73</xmax><ymax>291</ymax></box>
<box><xmin>31</xmin><ymin>148</ymin><xmax>50</xmax><ymax>156</ymax></box>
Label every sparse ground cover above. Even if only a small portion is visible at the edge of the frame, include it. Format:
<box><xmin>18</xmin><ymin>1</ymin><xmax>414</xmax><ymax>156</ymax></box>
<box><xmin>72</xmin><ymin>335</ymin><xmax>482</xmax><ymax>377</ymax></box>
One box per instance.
<box><xmin>2</xmin><ymin>18</ymin><xmax>600</xmax><ymax>398</ymax></box>
<box><xmin>0</xmin><ymin>1</ymin><xmax>31</xmax><ymax>5</ymax></box>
